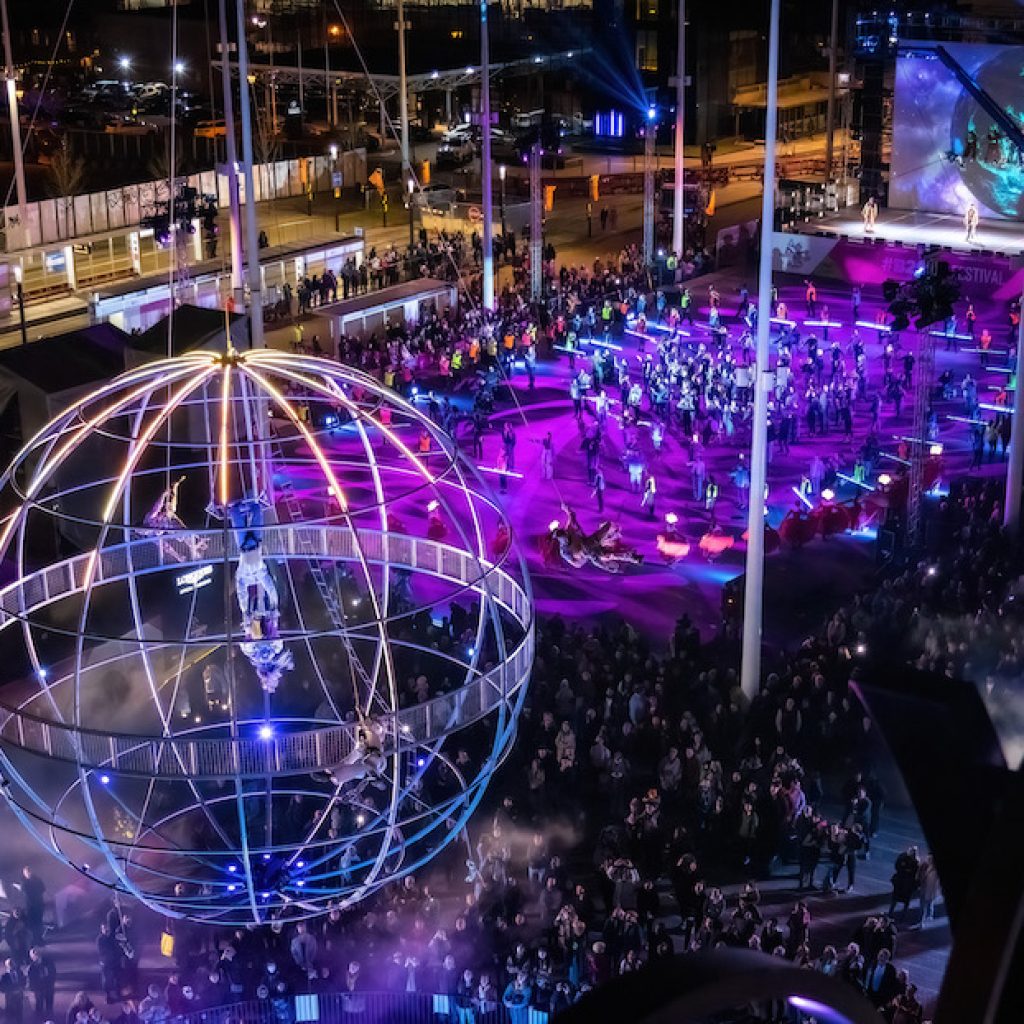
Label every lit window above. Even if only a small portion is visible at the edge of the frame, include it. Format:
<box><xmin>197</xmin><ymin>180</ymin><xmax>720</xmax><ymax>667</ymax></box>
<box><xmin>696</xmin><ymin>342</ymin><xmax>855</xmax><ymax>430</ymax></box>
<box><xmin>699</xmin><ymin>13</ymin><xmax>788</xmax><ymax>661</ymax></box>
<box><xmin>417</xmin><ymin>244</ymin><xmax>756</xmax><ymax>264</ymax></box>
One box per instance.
<box><xmin>636</xmin><ymin>31</ymin><xmax>658</xmax><ymax>73</ymax></box>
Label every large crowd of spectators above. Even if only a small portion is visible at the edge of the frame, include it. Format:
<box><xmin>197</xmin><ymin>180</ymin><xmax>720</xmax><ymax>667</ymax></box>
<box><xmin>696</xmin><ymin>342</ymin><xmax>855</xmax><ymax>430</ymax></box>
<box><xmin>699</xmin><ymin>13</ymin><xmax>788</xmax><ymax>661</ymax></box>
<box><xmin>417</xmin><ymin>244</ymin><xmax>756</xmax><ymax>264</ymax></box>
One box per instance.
<box><xmin>6</xmin><ymin>261</ymin><xmax>1019</xmax><ymax>1024</ymax></box>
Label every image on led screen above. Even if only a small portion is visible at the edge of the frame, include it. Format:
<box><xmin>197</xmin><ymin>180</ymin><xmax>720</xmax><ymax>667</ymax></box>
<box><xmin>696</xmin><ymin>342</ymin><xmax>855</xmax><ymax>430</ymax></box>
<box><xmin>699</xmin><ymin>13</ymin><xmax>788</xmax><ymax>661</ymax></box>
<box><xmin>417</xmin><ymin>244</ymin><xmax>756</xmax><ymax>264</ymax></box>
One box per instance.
<box><xmin>890</xmin><ymin>42</ymin><xmax>1024</xmax><ymax>220</ymax></box>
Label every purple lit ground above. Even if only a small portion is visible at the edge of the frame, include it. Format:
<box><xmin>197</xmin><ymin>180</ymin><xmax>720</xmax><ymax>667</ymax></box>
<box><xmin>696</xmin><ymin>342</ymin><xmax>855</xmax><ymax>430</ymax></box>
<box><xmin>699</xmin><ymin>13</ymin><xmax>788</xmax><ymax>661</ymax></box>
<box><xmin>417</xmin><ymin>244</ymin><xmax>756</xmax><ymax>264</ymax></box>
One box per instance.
<box><xmin>303</xmin><ymin>273</ymin><xmax>1009</xmax><ymax>645</ymax></box>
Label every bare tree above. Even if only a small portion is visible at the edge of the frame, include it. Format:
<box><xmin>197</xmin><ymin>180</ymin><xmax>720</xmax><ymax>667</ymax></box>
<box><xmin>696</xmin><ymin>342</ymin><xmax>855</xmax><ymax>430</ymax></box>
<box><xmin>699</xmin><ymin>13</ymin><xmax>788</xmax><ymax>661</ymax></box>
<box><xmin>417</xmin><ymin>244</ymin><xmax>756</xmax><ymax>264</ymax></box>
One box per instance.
<box><xmin>47</xmin><ymin>140</ymin><xmax>85</xmax><ymax>240</ymax></box>
<box><xmin>148</xmin><ymin>128</ymin><xmax>192</xmax><ymax>186</ymax></box>
<box><xmin>253</xmin><ymin>105</ymin><xmax>281</xmax><ymax>201</ymax></box>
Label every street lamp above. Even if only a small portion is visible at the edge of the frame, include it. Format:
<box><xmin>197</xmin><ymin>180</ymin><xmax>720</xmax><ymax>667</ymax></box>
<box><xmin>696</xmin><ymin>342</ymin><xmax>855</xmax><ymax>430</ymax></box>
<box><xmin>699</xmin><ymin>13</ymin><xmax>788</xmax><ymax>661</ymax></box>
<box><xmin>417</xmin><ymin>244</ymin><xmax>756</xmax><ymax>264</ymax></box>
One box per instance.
<box><xmin>406</xmin><ymin>176</ymin><xmax>416</xmax><ymax>251</ymax></box>
<box><xmin>173</xmin><ymin>61</ymin><xmax>185</xmax><ymax>76</ymax></box>
<box><xmin>12</xmin><ymin>263</ymin><xmax>27</xmax><ymax>346</ymax></box>
<box><xmin>498</xmin><ymin>163</ymin><xmax>507</xmax><ymax>244</ymax></box>
<box><xmin>119</xmin><ymin>56</ymin><xmax>131</xmax><ymax>73</ymax></box>
<box><xmin>329</xmin><ymin>144</ymin><xmax>341</xmax><ymax>232</ymax></box>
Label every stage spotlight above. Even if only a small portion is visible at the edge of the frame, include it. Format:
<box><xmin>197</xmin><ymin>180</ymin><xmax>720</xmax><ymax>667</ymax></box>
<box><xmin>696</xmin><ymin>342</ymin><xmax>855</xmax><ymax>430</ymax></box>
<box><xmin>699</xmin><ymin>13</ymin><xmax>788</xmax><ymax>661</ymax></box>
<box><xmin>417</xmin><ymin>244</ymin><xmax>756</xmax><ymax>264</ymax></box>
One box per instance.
<box><xmin>821</xmin><ymin>488</ymin><xmax>835</xmax><ymax>501</ymax></box>
<box><xmin>878</xmin><ymin>473</ymin><xmax>892</xmax><ymax>486</ymax></box>
<box><xmin>100</xmin><ymin>774</ymin><xmax>111</xmax><ymax>785</ymax></box>
<box><xmin>259</xmin><ymin>725</ymin><xmax>274</xmax><ymax>740</ymax></box>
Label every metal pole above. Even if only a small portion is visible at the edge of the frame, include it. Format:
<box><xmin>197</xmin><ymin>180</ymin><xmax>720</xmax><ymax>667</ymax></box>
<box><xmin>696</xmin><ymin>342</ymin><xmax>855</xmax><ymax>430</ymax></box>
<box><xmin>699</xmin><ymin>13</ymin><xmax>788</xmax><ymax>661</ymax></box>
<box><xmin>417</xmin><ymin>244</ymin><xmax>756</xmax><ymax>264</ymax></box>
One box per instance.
<box><xmin>235</xmin><ymin>0</ymin><xmax>265</xmax><ymax>349</ymax></box>
<box><xmin>217</xmin><ymin>0</ymin><xmax>244</xmax><ymax>308</ymax></box>
<box><xmin>1003</xmin><ymin>293</ymin><xmax>1024</xmax><ymax>529</ymax></box>
<box><xmin>297</xmin><ymin>24</ymin><xmax>304</xmax><ymax>130</ymax></box>
<box><xmin>642</xmin><ymin>114</ymin><xmax>656</xmax><ymax>267</ymax></box>
<box><xmin>323</xmin><ymin>9</ymin><xmax>331</xmax><ymax>129</ymax></box>
<box><xmin>825</xmin><ymin>0</ymin><xmax>839</xmax><ymax>183</ymax></box>
<box><xmin>480</xmin><ymin>0</ymin><xmax>495</xmax><ymax>310</ymax></box>
<box><xmin>397</xmin><ymin>0</ymin><xmax>410</xmax><ymax>176</ymax></box>
<box><xmin>740</xmin><ymin>0</ymin><xmax>781</xmax><ymax>701</ymax></box>
<box><xmin>13</xmin><ymin>267</ymin><xmax>26</xmax><ymax>345</ymax></box>
<box><xmin>529</xmin><ymin>141</ymin><xmax>542</xmax><ymax>303</ymax></box>
<box><xmin>1</xmin><ymin>0</ymin><xmax>28</xmax><ymax>247</ymax></box>
<box><xmin>672</xmin><ymin>0</ymin><xmax>686</xmax><ymax>258</ymax></box>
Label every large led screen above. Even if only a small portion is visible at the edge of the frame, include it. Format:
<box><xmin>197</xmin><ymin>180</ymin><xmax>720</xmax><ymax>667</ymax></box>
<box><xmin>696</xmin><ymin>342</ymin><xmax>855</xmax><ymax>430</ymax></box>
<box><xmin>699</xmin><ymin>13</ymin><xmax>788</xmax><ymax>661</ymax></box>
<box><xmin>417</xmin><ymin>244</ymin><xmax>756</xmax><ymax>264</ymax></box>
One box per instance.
<box><xmin>890</xmin><ymin>42</ymin><xmax>1024</xmax><ymax>221</ymax></box>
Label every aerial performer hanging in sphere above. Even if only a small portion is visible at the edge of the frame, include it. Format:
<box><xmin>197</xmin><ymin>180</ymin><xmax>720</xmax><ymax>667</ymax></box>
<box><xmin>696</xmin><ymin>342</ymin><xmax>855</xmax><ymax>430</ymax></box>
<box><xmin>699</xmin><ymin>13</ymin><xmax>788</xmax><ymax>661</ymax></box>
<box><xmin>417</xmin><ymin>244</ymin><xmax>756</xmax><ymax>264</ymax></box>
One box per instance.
<box><xmin>544</xmin><ymin>504</ymin><xmax>642</xmax><ymax>573</ymax></box>
<box><xmin>140</xmin><ymin>476</ymin><xmax>206</xmax><ymax>561</ymax></box>
<box><xmin>227</xmin><ymin>494</ymin><xmax>294</xmax><ymax>694</ymax></box>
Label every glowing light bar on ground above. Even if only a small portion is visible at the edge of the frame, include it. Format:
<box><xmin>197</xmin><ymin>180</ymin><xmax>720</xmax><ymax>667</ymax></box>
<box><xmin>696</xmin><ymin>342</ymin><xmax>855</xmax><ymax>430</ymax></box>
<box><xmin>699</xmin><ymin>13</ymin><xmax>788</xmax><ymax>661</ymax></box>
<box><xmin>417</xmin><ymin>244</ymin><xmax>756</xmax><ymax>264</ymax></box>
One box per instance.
<box><xmin>478</xmin><ymin>466</ymin><xmax>526</xmax><ymax>479</ymax></box>
<box><xmin>928</xmin><ymin>331</ymin><xmax>973</xmax><ymax>341</ymax></box>
<box><xmin>855</xmin><ymin>320</ymin><xmax>891</xmax><ymax>332</ymax></box>
<box><xmin>881</xmin><ymin>452</ymin><xmax>911</xmax><ymax>465</ymax></box>
<box><xmin>836</xmin><ymin>472</ymin><xmax>874</xmax><ymax>491</ymax></box>
<box><xmin>792</xmin><ymin>485</ymin><xmax>814</xmax><ymax>510</ymax></box>
<box><xmin>979</xmin><ymin>402</ymin><xmax>1015</xmax><ymax>413</ymax></box>
<box><xmin>987</xmin><ymin>365</ymin><xmax>1013</xmax><ymax>374</ymax></box>
<box><xmin>963</xmin><ymin>347</ymin><xmax>1007</xmax><ymax>355</ymax></box>
<box><xmin>584</xmin><ymin>337</ymin><xmax>623</xmax><ymax>351</ymax></box>
<box><xmin>770</xmin><ymin>317</ymin><xmax>796</xmax><ymax>327</ymax></box>
<box><xmin>803</xmin><ymin>320</ymin><xmax>843</xmax><ymax>329</ymax></box>
<box><xmin>947</xmin><ymin>415</ymin><xmax>986</xmax><ymax>426</ymax></box>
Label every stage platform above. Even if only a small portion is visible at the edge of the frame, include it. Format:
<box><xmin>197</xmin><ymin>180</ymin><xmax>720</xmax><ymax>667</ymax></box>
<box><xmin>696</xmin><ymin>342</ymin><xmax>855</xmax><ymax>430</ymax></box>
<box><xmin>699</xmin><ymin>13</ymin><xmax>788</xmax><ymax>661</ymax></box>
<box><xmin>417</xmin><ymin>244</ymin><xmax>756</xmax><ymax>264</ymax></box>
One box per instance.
<box><xmin>798</xmin><ymin>207</ymin><xmax>1024</xmax><ymax>256</ymax></box>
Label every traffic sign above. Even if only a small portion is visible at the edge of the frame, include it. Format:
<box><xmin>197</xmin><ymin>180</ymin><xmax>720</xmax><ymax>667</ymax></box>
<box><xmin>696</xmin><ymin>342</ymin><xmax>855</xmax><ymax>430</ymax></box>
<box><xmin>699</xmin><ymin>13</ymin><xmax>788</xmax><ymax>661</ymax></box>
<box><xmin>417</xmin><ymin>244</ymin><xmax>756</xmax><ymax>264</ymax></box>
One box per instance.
<box><xmin>331</xmin><ymin>171</ymin><xmax>343</xmax><ymax>188</ymax></box>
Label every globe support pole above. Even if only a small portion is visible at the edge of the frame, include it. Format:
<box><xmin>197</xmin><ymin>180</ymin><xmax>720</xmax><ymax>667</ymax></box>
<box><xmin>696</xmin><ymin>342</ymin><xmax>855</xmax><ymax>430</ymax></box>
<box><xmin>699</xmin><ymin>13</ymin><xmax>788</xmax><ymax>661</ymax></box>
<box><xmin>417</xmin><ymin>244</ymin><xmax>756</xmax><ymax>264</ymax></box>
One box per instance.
<box><xmin>217</xmin><ymin>0</ymin><xmax>245</xmax><ymax>311</ymax></box>
<box><xmin>234</xmin><ymin>0</ymin><xmax>266</xmax><ymax>350</ymax></box>
<box><xmin>740</xmin><ymin>0</ymin><xmax>781</xmax><ymax>701</ymax></box>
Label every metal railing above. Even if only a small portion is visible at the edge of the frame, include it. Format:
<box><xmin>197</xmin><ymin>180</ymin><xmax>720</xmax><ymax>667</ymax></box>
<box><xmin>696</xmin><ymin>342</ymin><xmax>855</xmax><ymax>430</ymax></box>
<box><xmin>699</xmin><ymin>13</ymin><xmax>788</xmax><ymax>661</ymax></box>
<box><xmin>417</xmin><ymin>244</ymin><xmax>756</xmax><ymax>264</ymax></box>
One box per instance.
<box><xmin>0</xmin><ymin>528</ymin><xmax>533</xmax><ymax>781</ymax></box>
<box><xmin>173</xmin><ymin>990</ymin><xmax>535</xmax><ymax>1024</ymax></box>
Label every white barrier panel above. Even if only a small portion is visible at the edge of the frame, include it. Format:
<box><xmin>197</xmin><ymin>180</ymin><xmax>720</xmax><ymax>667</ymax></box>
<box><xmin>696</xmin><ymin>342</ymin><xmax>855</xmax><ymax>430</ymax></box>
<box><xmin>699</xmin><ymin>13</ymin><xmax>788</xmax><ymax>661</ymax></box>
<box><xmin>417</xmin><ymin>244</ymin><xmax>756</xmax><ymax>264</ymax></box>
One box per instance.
<box><xmin>3</xmin><ymin>150</ymin><xmax>367</xmax><ymax>251</ymax></box>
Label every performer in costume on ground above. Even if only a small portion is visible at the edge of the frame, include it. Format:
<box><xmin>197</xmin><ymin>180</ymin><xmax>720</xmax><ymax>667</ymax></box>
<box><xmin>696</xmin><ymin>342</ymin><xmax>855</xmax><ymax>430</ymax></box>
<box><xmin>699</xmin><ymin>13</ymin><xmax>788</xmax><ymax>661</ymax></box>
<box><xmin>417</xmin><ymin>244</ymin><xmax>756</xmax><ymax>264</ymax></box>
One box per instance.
<box><xmin>546</xmin><ymin>504</ymin><xmax>642</xmax><ymax>574</ymax></box>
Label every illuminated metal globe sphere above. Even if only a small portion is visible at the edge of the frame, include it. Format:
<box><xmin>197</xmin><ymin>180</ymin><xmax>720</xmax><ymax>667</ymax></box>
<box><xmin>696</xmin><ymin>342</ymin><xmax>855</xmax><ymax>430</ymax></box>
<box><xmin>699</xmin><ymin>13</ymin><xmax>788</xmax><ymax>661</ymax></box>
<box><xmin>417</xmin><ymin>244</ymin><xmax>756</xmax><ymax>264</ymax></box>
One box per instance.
<box><xmin>0</xmin><ymin>349</ymin><xmax>532</xmax><ymax>924</ymax></box>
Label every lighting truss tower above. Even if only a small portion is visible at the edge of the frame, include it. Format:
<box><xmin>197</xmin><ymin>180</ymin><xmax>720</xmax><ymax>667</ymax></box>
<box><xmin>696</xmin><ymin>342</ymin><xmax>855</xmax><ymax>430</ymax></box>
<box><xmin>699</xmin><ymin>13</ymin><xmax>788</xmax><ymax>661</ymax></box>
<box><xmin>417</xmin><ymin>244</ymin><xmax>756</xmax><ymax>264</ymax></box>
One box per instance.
<box><xmin>530</xmin><ymin>141</ymin><xmax>543</xmax><ymax>302</ymax></box>
<box><xmin>643</xmin><ymin>114</ymin><xmax>656</xmax><ymax>267</ymax></box>
<box><xmin>906</xmin><ymin>328</ymin><xmax>936</xmax><ymax>547</ymax></box>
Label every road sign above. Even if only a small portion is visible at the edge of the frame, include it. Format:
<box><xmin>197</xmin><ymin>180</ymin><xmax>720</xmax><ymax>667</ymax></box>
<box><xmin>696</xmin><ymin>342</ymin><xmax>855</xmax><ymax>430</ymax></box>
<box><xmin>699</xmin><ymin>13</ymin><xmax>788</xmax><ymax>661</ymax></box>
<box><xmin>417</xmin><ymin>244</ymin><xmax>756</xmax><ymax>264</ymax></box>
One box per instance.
<box><xmin>331</xmin><ymin>171</ymin><xmax>343</xmax><ymax>189</ymax></box>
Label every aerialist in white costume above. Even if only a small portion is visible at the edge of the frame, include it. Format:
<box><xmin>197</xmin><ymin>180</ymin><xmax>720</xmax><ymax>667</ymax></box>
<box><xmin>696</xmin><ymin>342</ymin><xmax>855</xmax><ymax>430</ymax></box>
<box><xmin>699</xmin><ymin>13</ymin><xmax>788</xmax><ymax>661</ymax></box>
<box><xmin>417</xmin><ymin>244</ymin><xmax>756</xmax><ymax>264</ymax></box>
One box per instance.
<box><xmin>227</xmin><ymin>495</ymin><xmax>294</xmax><ymax>694</ymax></box>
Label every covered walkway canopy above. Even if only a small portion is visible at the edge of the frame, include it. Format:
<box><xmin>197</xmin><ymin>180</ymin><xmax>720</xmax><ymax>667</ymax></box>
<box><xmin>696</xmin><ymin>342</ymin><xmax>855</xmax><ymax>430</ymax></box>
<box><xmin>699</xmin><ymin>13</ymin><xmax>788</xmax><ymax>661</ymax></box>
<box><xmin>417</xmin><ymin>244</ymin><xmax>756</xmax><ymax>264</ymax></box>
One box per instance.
<box><xmin>214</xmin><ymin>49</ymin><xmax>583</xmax><ymax>103</ymax></box>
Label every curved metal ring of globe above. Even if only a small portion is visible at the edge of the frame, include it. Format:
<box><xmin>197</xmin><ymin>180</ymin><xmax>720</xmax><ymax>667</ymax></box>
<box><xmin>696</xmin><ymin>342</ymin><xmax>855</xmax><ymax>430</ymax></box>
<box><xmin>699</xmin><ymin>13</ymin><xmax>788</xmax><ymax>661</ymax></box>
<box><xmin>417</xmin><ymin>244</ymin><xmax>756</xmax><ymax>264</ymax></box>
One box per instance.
<box><xmin>0</xmin><ymin>350</ymin><xmax>533</xmax><ymax>924</ymax></box>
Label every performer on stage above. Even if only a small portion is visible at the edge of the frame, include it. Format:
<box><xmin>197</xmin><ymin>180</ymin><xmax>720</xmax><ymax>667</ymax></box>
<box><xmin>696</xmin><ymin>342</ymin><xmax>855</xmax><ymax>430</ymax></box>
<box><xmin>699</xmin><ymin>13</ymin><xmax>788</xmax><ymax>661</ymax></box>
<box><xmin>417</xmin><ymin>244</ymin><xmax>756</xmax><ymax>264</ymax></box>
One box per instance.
<box><xmin>861</xmin><ymin>196</ymin><xmax>878</xmax><ymax>234</ymax></box>
<box><xmin>964</xmin><ymin>201</ymin><xmax>979</xmax><ymax>244</ymax></box>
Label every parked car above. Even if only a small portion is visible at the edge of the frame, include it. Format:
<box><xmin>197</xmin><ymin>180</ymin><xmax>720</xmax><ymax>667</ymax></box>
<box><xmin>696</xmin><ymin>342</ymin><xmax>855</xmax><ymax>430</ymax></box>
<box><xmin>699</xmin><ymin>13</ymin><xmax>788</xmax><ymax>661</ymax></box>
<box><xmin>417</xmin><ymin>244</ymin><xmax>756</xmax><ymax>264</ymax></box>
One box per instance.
<box><xmin>436</xmin><ymin>138</ymin><xmax>474</xmax><ymax>168</ymax></box>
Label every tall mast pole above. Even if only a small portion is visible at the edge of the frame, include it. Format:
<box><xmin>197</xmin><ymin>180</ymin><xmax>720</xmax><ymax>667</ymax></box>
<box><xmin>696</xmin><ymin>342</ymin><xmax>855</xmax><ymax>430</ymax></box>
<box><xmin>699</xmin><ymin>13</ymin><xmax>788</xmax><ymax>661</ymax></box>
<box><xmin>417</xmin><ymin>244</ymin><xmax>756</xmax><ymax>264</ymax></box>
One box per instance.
<box><xmin>480</xmin><ymin>0</ymin><xmax>495</xmax><ymax>310</ymax></box>
<box><xmin>1</xmin><ymin>0</ymin><xmax>28</xmax><ymax>247</ymax></box>
<box><xmin>740</xmin><ymin>0</ymin><xmax>781</xmax><ymax>700</ymax></box>
<box><xmin>397</xmin><ymin>0</ymin><xmax>410</xmax><ymax>176</ymax></box>
<box><xmin>671</xmin><ymin>0</ymin><xmax>686</xmax><ymax>259</ymax></box>
<box><xmin>235</xmin><ymin>0</ymin><xmax>265</xmax><ymax>349</ymax></box>
<box><xmin>825</xmin><ymin>0</ymin><xmax>839</xmax><ymax>183</ymax></box>
<box><xmin>217</xmin><ymin>0</ymin><xmax>244</xmax><ymax>309</ymax></box>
